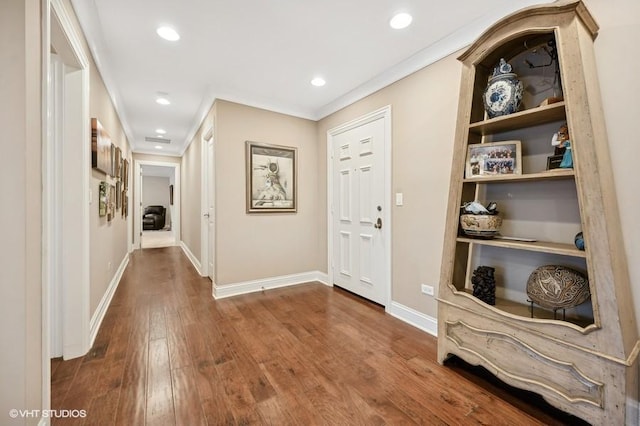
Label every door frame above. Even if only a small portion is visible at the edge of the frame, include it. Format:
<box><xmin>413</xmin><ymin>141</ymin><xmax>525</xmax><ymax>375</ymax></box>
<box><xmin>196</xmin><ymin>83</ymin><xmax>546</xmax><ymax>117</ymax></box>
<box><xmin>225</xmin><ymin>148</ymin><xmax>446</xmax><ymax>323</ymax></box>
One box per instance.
<box><xmin>42</xmin><ymin>0</ymin><xmax>91</xmax><ymax>413</ymax></box>
<box><xmin>200</xmin><ymin>126</ymin><xmax>214</xmax><ymax>278</ymax></box>
<box><xmin>326</xmin><ymin>106</ymin><xmax>392</xmax><ymax>307</ymax></box>
<box><xmin>134</xmin><ymin>160</ymin><xmax>181</xmax><ymax>249</ymax></box>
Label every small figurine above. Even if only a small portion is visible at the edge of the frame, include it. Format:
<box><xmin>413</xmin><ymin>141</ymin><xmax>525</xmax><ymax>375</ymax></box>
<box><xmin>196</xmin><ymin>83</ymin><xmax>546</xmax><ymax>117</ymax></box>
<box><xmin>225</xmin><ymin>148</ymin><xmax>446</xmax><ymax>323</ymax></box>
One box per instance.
<box><xmin>551</xmin><ymin>123</ymin><xmax>573</xmax><ymax>168</ymax></box>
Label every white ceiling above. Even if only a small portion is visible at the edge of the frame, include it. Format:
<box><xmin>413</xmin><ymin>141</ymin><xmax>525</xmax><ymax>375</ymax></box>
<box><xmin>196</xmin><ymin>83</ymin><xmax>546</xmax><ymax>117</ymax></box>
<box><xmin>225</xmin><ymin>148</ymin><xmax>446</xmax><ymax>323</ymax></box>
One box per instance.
<box><xmin>70</xmin><ymin>0</ymin><xmax>553</xmax><ymax>157</ymax></box>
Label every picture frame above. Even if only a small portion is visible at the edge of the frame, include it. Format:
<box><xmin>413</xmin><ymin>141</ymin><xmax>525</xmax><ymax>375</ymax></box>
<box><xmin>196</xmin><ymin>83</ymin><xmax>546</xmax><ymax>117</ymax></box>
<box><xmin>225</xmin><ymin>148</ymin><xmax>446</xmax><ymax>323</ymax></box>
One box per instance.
<box><xmin>122</xmin><ymin>159</ymin><xmax>129</xmax><ymax>189</ymax></box>
<box><xmin>121</xmin><ymin>191</ymin><xmax>127</xmax><ymax>218</ymax></box>
<box><xmin>116</xmin><ymin>181</ymin><xmax>122</xmax><ymax>210</ymax></box>
<box><xmin>246</xmin><ymin>141</ymin><xmax>297</xmax><ymax>213</ymax></box>
<box><xmin>113</xmin><ymin>146</ymin><xmax>122</xmax><ymax>179</ymax></box>
<box><xmin>169</xmin><ymin>184</ymin><xmax>174</xmax><ymax>205</ymax></box>
<box><xmin>546</xmin><ymin>154</ymin><xmax>564</xmax><ymax>170</ymax></box>
<box><xmin>110</xmin><ymin>144</ymin><xmax>116</xmax><ymax>177</ymax></box>
<box><xmin>465</xmin><ymin>140</ymin><xmax>522</xmax><ymax>178</ymax></box>
<box><xmin>107</xmin><ymin>184</ymin><xmax>116</xmax><ymax>221</ymax></box>
<box><xmin>99</xmin><ymin>181</ymin><xmax>108</xmax><ymax>217</ymax></box>
<box><xmin>91</xmin><ymin>118</ymin><xmax>111</xmax><ymax>174</ymax></box>
<box><xmin>122</xmin><ymin>193</ymin><xmax>128</xmax><ymax>218</ymax></box>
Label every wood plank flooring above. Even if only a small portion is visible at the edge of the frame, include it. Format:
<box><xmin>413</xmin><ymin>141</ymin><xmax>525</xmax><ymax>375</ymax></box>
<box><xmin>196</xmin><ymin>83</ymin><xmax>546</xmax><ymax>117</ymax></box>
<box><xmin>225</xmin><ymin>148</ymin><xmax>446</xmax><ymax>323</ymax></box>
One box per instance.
<box><xmin>51</xmin><ymin>247</ymin><xmax>587</xmax><ymax>425</ymax></box>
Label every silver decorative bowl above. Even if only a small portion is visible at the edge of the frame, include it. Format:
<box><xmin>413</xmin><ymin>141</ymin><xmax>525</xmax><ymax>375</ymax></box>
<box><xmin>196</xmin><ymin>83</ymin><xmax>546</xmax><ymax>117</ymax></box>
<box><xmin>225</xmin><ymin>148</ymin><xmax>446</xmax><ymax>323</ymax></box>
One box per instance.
<box><xmin>526</xmin><ymin>265</ymin><xmax>590</xmax><ymax>310</ymax></box>
<box><xmin>460</xmin><ymin>214</ymin><xmax>502</xmax><ymax>238</ymax></box>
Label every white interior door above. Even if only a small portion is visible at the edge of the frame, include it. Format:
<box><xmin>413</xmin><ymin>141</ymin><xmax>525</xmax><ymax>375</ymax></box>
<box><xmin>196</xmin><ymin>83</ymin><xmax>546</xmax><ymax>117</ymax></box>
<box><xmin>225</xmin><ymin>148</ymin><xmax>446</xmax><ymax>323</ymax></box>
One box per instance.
<box><xmin>207</xmin><ymin>139</ymin><xmax>215</xmax><ymax>281</ymax></box>
<box><xmin>332</xmin><ymin>115</ymin><xmax>387</xmax><ymax>305</ymax></box>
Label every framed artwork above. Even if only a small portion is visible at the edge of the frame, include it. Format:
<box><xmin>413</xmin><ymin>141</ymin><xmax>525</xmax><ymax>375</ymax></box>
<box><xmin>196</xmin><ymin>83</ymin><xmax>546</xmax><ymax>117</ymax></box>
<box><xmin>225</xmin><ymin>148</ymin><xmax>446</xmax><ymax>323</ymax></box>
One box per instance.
<box><xmin>121</xmin><ymin>191</ymin><xmax>127</xmax><ymax>218</ymax></box>
<box><xmin>246</xmin><ymin>141</ymin><xmax>297</xmax><ymax>213</ymax></box>
<box><xmin>116</xmin><ymin>181</ymin><xmax>122</xmax><ymax>210</ymax></box>
<box><xmin>91</xmin><ymin>118</ymin><xmax>111</xmax><ymax>174</ymax></box>
<box><xmin>169</xmin><ymin>184</ymin><xmax>174</xmax><ymax>205</ymax></box>
<box><xmin>114</xmin><ymin>146</ymin><xmax>122</xmax><ymax>179</ymax></box>
<box><xmin>99</xmin><ymin>181</ymin><xmax>108</xmax><ymax>217</ymax></box>
<box><xmin>122</xmin><ymin>159</ymin><xmax>129</xmax><ymax>189</ymax></box>
<box><xmin>107</xmin><ymin>184</ymin><xmax>116</xmax><ymax>221</ymax></box>
<box><xmin>465</xmin><ymin>140</ymin><xmax>522</xmax><ymax>178</ymax></box>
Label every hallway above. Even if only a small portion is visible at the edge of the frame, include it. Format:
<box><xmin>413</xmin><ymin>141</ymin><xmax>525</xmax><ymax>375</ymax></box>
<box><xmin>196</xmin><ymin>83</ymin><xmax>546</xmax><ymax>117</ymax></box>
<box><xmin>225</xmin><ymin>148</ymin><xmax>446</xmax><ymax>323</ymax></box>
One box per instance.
<box><xmin>50</xmin><ymin>247</ymin><xmax>580</xmax><ymax>425</ymax></box>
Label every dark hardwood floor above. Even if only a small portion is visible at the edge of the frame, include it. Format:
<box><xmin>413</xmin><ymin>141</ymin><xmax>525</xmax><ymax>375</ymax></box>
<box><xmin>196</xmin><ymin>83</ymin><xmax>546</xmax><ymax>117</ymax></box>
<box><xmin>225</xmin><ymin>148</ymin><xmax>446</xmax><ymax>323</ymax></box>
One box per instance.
<box><xmin>51</xmin><ymin>247</ymin><xmax>586</xmax><ymax>425</ymax></box>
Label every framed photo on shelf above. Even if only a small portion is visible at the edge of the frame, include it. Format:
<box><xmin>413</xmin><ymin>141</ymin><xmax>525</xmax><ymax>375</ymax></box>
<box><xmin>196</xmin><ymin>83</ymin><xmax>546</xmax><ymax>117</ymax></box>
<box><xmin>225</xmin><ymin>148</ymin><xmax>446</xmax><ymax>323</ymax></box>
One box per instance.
<box><xmin>246</xmin><ymin>141</ymin><xmax>297</xmax><ymax>213</ymax></box>
<box><xmin>465</xmin><ymin>140</ymin><xmax>522</xmax><ymax>178</ymax></box>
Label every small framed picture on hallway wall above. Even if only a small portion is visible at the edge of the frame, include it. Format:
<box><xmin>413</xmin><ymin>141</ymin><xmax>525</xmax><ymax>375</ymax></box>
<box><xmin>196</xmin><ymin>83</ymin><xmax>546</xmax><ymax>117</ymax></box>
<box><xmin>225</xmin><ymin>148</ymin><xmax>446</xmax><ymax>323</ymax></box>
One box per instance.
<box><xmin>246</xmin><ymin>141</ymin><xmax>297</xmax><ymax>213</ymax></box>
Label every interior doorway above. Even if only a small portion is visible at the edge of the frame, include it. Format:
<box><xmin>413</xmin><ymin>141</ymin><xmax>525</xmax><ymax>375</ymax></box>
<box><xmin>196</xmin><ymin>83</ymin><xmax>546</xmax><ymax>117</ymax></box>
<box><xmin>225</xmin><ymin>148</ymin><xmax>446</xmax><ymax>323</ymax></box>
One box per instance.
<box><xmin>134</xmin><ymin>160</ymin><xmax>181</xmax><ymax>250</ymax></box>
<box><xmin>140</xmin><ymin>165</ymin><xmax>175</xmax><ymax>248</ymax></box>
<box><xmin>200</xmin><ymin>126</ymin><xmax>215</xmax><ymax>280</ymax></box>
<box><xmin>42</xmin><ymin>0</ymin><xmax>92</xmax><ymax>414</ymax></box>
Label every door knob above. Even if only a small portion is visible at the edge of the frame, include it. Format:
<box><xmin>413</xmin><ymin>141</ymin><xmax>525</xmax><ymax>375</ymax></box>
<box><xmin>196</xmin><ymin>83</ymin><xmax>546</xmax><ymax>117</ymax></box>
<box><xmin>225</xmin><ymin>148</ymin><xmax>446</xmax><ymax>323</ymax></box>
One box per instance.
<box><xmin>374</xmin><ymin>218</ymin><xmax>382</xmax><ymax>229</ymax></box>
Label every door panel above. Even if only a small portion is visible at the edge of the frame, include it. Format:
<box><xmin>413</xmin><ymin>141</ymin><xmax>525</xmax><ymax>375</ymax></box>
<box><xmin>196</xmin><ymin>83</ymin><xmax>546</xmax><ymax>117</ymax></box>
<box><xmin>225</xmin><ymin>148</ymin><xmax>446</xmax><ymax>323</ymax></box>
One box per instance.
<box><xmin>332</xmin><ymin>116</ymin><xmax>386</xmax><ymax>305</ymax></box>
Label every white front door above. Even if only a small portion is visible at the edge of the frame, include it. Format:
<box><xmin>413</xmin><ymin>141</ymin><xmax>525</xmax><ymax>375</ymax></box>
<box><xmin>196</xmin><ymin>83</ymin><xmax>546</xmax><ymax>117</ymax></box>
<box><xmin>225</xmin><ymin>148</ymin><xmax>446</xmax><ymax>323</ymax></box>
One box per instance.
<box><xmin>331</xmin><ymin>113</ymin><xmax>388</xmax><ymax>305</ymax></box>
<box><xmin>207</xmin><ymin>139</ymin><xmax>215</xmax><ymax>281</ymax></box>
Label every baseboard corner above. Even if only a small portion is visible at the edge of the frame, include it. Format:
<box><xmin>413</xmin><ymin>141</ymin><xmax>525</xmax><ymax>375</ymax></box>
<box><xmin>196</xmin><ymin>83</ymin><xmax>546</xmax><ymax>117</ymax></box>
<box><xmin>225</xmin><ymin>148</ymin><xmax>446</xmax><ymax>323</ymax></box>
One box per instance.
<box><xmin>386</xmin><ymin>301</ymin><xmax>438</xmax><ymax>337</ymax></box>
<box><xmin>180</xmin><ymin>241</ymin><xmax>202</xmax><ymax>275</ymax></box>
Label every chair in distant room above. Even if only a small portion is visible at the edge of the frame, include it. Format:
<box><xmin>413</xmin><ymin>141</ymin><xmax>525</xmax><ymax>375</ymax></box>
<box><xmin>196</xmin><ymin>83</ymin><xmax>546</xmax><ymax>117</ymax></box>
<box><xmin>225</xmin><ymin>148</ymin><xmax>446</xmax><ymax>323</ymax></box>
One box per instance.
<box><xmin>142</xmin><ymin>205</ymin><xmax>166</xmax><ymax>230</ymax></box>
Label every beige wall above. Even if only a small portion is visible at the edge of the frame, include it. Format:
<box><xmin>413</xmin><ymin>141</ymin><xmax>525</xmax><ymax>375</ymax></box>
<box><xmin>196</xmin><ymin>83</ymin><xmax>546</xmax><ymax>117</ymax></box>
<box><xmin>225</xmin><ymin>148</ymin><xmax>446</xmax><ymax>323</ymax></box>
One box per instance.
<box><xmin>1</xmin><ymin>0</ymin><xmax>43</xmax><ymax>421</ymax></box>
<box><xmin>181</xmin><ymin>123</ymin><xmax>205</xmax><ymax>260</ymax></box>
<box><xmin>61</xmin><ymin>2</ymin><xmax>134</xmax><ymax>318</ymax></box>
<box><xmin>214</xmin><ymin>100</ymin><xmax>319</xmax><ymax>285</ymax></box>
<box><xmin>317</xmin><ymin>0</ymin><xmax>640</xmax><ymax>322</ymax></box>
<box><xmin>585</xmin><ymin>0</ymin><xmax>640</xmax><ymax>324</ymax></box>
<box><xmin>88</xmin><ymin>65</ymin><xmax>131</xmax><ymax>315</ymax></box>
<box><xmin>317</xmin><ymin>55</ymin><xmax>462</xmax><ymax>315</ymax></box>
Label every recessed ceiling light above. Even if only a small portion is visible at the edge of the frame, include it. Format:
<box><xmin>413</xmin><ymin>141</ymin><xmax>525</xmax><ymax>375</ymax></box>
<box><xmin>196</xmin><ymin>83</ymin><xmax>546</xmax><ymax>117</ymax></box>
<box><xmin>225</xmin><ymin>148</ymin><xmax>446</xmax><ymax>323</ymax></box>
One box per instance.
<box><xmin>156</xmin><ymin>128</ymin><xmax>167</xmax><ymax>134</ymax></box>
<box><xmin>311</xmin><ymin>77</ymin><xmax>326</xmax><ymax>87</ymax></box>
<box><xmin>156</xmin><ymin>97</ymin><xmax>170</xmax><ymax>105</ymax></box>
<box><xmin>155</xmin><ymin>145</ymin><xmax>163</xmax><ymax>150</ymax></box>
<box><xmin>157</xmin><ymin>26</ymin><xmax>180</xmax><ymax>41</ymax></box>
<box><xmin>390</xmin><ymin>12</ymin><xmax>413</xmax><ymax>29</ymax></box>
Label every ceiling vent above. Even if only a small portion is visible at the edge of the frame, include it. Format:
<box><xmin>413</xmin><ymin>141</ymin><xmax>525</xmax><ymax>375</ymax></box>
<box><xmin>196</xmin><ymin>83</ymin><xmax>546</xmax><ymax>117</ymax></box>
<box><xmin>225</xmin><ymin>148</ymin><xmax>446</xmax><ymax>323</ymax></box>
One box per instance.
<box><xmin>145</xmin><ymin>136</ymin><xmax>171</xmax><ymax>144</ymax></box>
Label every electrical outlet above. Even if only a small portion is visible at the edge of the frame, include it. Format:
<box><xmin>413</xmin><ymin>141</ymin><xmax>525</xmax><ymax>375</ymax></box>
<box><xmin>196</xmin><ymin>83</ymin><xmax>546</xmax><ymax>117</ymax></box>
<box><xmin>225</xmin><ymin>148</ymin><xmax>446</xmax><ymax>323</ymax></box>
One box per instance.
<box><xmin>421</xmin><ymin>284</ymin><xmax>435</xmax><ymax>296</ymax></box>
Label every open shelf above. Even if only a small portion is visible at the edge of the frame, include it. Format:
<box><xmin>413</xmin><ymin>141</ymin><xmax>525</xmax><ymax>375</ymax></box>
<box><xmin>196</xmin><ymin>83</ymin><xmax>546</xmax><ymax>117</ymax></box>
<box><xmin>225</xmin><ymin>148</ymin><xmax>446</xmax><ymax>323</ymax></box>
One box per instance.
<box><xmin>457</xmin><ymin>236</ymin><xmax>586</xmax><ymax>258</ymax></box>
<box><xmin>464</xmin><ymin>168</ymin><xmax>574</xmax><ymax>183</ymax></box>
<box><xmin>457</xmin><ymin>289</ymin><xmax>593</xmax><ymax>328</ymax></box>
<box><xmin>468</xmin><ymin>102</ymin><xmax>566</xmax><ymax>135</ymax></box>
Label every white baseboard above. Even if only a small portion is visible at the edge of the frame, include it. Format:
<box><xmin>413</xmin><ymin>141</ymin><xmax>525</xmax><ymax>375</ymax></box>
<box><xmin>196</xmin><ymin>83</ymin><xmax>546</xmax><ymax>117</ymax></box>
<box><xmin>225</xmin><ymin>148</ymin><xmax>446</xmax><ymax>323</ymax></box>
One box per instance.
<box><xmin>180</xmin><ymin>241</ymin><xmax>202</xmax><ymax>275</ymax></box>
<box><xmin>213</xmin><ymin>271</ymin><xmax>328</xmax><ymax>299</ymax></box>
<box><xmin>316</xmin><ymin>271</ymin><xmax>330</xmax><ymax>286</ymax></box>
<box><xmin>89</xmin><ymin>253</ymin><xmax>129</xmax><ymax>347</ymax></box>
<box><xmin>386</xmin><ymin>301</ymin><xmax>438</xmax><ymax>337</ymax></box>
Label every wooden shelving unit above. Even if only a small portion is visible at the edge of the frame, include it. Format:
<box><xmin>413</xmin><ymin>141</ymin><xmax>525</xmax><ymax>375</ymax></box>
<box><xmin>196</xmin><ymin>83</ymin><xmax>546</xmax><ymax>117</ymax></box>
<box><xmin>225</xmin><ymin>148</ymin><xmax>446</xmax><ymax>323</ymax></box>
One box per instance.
<box><xmin>463</xmin><ymin>168</ymin><xmax>574</xmax><ymax>183</ymax></box>
<box><xmin>468</xmin><ymin>101</ymin><xmax>567</xmax><ymax>135</ymax></box>
<box><xmin>456</xmin><ymin>237</ymin><xmax>586</xmax><ymax>258</ymax></box>
<box><xmin>437</xmin><ymin>2</ymin><xmax>639</xmax><ymax>424</ymax></box>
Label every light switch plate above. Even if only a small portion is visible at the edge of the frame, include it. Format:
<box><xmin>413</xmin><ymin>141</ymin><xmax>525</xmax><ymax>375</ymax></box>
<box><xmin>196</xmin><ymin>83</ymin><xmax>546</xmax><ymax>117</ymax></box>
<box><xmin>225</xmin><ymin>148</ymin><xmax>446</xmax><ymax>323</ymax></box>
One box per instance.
<box><xmin>395</xmin><ymin>192</ymin><xmax>403</xmax><ymax>206</ymax></box>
